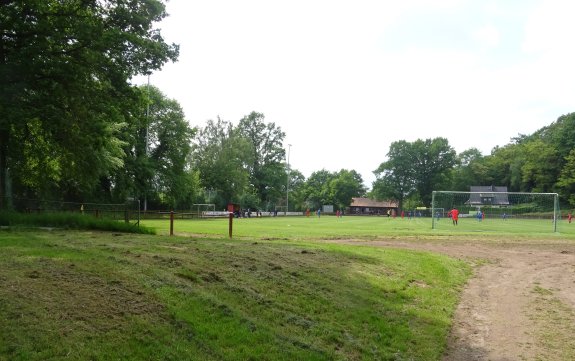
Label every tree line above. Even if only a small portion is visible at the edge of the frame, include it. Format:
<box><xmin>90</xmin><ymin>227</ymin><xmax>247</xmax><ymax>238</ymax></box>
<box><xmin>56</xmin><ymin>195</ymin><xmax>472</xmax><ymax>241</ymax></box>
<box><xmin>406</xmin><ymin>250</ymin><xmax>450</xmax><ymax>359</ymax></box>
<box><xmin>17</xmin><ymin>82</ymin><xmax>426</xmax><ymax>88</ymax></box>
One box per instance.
<box><xmin>2</xmin><ymin>1</ymin><xmax>574</xmax><ymax>213</ymax></box>
<box><xmin>371</xmin><ymin>113</ymin><xmax>575</xmax><ymax>210</ymax></box>
<box><xmin>0</xmin><ymin>1</ymin><xmax>368</xmax><ymax>212</ymax></box>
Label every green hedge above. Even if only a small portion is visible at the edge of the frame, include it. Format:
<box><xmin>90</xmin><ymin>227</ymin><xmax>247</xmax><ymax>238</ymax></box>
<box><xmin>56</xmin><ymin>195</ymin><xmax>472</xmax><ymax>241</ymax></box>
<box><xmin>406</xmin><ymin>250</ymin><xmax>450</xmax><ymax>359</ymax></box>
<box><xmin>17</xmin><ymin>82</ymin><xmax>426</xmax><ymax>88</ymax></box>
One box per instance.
<box><xmin>0</xmin><ymin>211</ymin><xmax>155</xmax><ymax>234</ymax></box>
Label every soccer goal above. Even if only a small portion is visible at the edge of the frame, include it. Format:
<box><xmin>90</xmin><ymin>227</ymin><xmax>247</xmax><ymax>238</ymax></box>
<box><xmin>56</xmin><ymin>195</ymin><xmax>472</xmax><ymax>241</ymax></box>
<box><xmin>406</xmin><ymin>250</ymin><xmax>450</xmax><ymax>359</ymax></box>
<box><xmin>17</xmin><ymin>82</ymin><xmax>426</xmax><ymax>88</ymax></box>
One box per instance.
<box><xmin>431</xmin><ymin>191</ymin><xmax>560</xmax><ymax>232</ymax></box>
<box><xmin>192</xmin><ymin>203</ymin><xmax>216</xmax><ymax>218</ymax></box>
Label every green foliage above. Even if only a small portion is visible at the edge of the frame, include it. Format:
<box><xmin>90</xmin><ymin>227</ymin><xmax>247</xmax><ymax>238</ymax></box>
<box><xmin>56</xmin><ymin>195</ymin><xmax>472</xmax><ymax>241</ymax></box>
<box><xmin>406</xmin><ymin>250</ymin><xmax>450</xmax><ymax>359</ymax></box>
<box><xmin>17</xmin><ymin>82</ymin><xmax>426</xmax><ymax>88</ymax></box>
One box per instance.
<box><xmin>450</xmin><ymin>113</ymin><xmax>575</xmax><ymax>201</ymax></box>
<box><xmin>373</xmin><ymin>140</ymin><xmax>416</xmax><ymax>209</ymax></box>
<box><xmin>450</xmin><ymin>148</ymin><xmax>484</xmax><ymax>191</ymax></box>
<box><xmin>303</xmin><ymin>170</ymin><xmax>332</xmax><ymax>208</ymax></box>
<box><xmin>236</xmin><ymin>112</ymin><xmax>286</xmax><ymax>207</ymax></box>
<box><xmin>286</xmin><ymin>169</ymin><xmax>307</xmax><ymax>211</ymax></box>
<box><xmin>191</xmin><ymin>112</ymin><xmax>288</xmax><ymax>211</ymax></box>
<box><xmin>0</xmin><ymin>211</ymin><xmax>155</xmax><ymax>234</ymax></box>
<box><xmin>302</xmin><ymin>169</ymin><xmax>365</xmax><ymax>210</ymax></box>
<box><xmin>0</xmin><ymin>0</ymin><xmax>178</xmax><ymax>203</ymax></box>
<box><xmin>374</xmin><ymin>138</ymin><xmax>456</xmax><ymax>208</ymax></box>
<box><xmin>192</xmin><ymin>118</ymin><xmax>253</xmax><ymax>208</ymax></box>
<box><xmin>518</xmin><ymin>139</ymin><xmax>559</xmax><ymax>192</ymax></box>
<box><xmin>327</xmin><ymin>169</ymin><xmax>367</xmax><ymax>210</ymax></box>
<box><xmin>557</xmin><ymin>149</ymin><xmax>575</xmax><ymax>207</ymax></box>
<box><xmin>109</xmin><ymin>85</ymin><xmax>197</xmax><ymax>209</ymax></box>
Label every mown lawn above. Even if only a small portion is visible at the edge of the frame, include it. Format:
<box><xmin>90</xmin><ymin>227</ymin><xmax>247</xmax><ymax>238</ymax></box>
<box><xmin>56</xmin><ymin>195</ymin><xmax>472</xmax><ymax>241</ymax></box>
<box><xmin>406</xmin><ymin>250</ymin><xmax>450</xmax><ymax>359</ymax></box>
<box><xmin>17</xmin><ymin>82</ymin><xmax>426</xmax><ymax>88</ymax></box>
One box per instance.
<box><xmin>142</xmin><ymin>214</ymin><xmax>575</xmax><ymax>240</ymax></box>
<box><xmin>0</xmin><ymin>229</ymin><xmax>470</xmax><ymax>361</ymax></box>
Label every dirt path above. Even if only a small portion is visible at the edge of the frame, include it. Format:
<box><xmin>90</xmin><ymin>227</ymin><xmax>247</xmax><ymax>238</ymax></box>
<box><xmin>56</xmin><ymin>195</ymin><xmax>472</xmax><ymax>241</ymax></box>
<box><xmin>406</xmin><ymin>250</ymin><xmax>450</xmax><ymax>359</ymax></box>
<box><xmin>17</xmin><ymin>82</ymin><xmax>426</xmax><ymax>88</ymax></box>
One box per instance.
<box><xmin>330</xmin><ymin>239</ymin><xmax>575</xmax><ymax>360</ymax></box>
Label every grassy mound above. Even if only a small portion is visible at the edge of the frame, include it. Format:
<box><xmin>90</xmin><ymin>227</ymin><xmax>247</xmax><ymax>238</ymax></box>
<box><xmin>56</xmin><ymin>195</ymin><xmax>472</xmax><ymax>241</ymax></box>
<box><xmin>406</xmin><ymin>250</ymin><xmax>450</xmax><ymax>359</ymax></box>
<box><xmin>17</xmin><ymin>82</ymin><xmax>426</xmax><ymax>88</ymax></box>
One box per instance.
<box><xmin>0</xmin><ymin>231</ymin><xmax>470</xmax><ymax>360</ymax></box>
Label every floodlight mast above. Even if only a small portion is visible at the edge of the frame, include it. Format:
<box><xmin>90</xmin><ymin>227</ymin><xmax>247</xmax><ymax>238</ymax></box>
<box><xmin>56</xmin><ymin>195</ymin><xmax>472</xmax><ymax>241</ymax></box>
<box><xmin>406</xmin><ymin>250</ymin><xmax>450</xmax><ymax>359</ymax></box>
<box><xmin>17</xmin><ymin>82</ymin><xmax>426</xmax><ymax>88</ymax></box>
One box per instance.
<box><xmin>144</xmin><ymin>74</ymin><xmax>150</xmax><ymax>211</ymax></box>
<box><xmin>286</xmin><ymin>144</ymin><xmax>292</xmax><ymax>215</ymax></box>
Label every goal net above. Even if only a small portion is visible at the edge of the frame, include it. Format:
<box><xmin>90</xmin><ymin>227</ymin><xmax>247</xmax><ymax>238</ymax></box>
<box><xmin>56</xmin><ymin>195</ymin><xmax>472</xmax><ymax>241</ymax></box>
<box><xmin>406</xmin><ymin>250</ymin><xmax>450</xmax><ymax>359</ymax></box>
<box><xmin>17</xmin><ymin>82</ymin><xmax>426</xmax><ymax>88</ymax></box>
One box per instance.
<box><xmin>431</xmin><ymin>191</ymin><xmax>560</xmax><ymax>233</ymax></box>
<box><xmin>192</xmin><ymin>203</ymin><xmax>218</xmax><ymax>218</ymax></box>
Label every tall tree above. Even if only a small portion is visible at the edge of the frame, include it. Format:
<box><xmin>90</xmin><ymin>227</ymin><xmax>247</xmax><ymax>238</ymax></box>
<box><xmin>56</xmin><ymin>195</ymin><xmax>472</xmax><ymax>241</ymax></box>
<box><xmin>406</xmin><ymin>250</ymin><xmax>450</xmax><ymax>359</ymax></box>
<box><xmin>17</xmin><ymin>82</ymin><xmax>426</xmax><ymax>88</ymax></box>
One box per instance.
<box><xmin>450</xmin><ymin>148</ymin><xmax>485</xmax><ymax>191</ymax></box>
<box><xmin>373</xmin><ymin>138</ymin><xmax>456</xmax><ymax>208</ymax></box>
<box><xmin>0</xmin><ymin>0</ymin><xmax>178</xmax><ymax>205</ymax></box>
<box><xmin>131</xmin><ymin>86</ymin><xmax>197</xmax><ymax>208</ymax></box>
<box><xmin>286</xmin><ymin>169</ymin><xmax>306</xmax><ymax>211</ymax></box>
<box><xmin>192</xmin><ymin>118</ymin><xmax>252</xmax><ymax>209</ymax></box>
<box><xmin>236</xmin><ymin>112</ymin><xmax>286</xmax><ymax>206</ymax></box>
<box><xmin>328</xmin><ymin>169</ymin><xmax>366</xmax><ymax>210</ymax></box>
<box><xmin>519</xmin><ymin>139</ymin><xmax>559</xmax><ymax>193</ymax></box>
<box><xmin>411</xmin><ymin>138</ymin><xmax>457</xmax><ymax>206</ymax></box>
<box><xmin>372</xmin><ymin>140</ymin><xmax>416</xmax><ymax>210</ymax></box>
<box><xmin>303</xmin><ymin>170</ymin><xmax>333</xmax><ymax>209</ymax></box>
<box><xmin>557</xmin><ymin>149</ymin><xmax>575</xmax><ymax>207</ymax></box>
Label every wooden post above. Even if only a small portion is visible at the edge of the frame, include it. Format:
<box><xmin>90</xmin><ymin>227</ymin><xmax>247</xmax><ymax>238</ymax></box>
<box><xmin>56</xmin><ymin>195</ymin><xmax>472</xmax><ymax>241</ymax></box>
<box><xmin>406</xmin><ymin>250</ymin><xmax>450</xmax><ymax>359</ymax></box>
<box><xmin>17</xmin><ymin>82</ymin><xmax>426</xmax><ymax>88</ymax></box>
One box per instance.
<box><xmin>170</xmin><ymin>211</ymin><xmax>174</xmax><ymax>236</ymax></box>
<box><xmin>228</xmin><ymin>212</ymin><xmax>233</xmax><ymax>239</ymax></box>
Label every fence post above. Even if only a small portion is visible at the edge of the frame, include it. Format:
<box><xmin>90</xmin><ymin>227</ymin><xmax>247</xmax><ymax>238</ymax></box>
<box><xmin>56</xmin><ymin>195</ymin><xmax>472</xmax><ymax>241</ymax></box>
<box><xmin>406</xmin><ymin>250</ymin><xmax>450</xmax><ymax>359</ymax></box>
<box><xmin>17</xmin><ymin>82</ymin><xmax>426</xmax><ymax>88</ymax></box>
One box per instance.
<box><xmin>228</xmin><ymin>212</ymin><xmax>233</xmax><ymax>239</ymax></box>
<box><xmin>170</xmin><ymin>211</ymin><xmax>174</xmax><ymax>236</ymax></box>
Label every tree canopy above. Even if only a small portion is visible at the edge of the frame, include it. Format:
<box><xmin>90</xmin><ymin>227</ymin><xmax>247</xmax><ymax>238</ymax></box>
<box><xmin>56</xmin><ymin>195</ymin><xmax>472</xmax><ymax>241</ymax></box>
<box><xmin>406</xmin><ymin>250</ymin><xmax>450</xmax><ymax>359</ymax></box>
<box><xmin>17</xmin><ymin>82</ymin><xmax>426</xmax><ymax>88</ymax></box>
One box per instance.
<box><xmin>1</xmin><ymin>0</ymin><xmax>178</xmax><ymax>204</ymax></box>
<box><xmin>2</xmin><ymin>1</ymin><xmax>575</xmax><ymax>212</ymax></box>
<box><xmin>373</xmin><ymin>138</ymin><xmax>456</xmax><ymax>208</ymax></box>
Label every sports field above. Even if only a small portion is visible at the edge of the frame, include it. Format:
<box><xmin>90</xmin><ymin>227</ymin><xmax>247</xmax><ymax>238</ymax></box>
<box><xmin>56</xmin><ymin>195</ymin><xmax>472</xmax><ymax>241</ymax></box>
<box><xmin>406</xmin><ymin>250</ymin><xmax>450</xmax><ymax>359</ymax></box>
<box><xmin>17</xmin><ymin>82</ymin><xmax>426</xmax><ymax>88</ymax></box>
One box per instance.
<box><xmin>2</xmin><ymin>215</ymin><xmax>574</xmax><ymax>360</ymax></box>
<box><xmin>142</xmin><ymin>214</ymin><xmax>575</xmax><ymax>240</ymax></box>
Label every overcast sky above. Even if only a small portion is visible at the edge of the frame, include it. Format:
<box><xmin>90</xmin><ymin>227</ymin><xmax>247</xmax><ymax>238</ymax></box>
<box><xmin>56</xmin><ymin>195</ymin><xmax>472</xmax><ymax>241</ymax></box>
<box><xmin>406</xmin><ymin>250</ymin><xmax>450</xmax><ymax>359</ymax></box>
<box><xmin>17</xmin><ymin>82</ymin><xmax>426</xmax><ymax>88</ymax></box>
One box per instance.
<box><xmin>135</xmin><ymin>0</ymin><xmax>575</xmax><ymax>187</ymax></box>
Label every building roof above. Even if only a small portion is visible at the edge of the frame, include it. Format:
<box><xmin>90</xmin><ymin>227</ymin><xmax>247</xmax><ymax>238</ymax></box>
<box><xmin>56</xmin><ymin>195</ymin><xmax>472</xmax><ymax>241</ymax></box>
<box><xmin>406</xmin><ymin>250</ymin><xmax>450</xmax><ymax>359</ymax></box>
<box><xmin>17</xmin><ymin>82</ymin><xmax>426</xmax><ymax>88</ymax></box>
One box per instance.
<box><xmin>350</xmin><ymin>197</ymin><xmax>398</xmax><ymax>208</ymax></box>
<box><xmin>469</xmin><ymin>186</ymin><xmax>510</xmax><ymax>205</ymax></box>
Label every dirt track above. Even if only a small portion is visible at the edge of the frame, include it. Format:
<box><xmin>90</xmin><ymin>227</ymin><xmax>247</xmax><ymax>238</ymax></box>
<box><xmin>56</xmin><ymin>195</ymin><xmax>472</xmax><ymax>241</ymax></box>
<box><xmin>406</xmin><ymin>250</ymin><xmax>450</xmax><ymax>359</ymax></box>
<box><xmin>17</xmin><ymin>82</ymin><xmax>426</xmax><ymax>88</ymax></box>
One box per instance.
<box><xmin>331</xmin><ymin>239</ymin><xmax>575</xmax><ymax>360</ymax></box>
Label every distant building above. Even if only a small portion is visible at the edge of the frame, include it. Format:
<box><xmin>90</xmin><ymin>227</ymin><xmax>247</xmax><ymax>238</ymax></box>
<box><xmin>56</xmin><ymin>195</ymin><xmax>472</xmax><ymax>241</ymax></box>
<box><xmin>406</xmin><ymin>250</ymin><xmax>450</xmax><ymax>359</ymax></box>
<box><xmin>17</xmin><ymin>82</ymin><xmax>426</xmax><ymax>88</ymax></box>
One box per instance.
<box><xmin>348</xmin><ymin>197</ymin><xmax>399</xmax><ymax>215</ymax></box>
<box><xmin>468</xmin><ymin>186</ymin><xmax>510</xmax><ymax>206</ymax></box>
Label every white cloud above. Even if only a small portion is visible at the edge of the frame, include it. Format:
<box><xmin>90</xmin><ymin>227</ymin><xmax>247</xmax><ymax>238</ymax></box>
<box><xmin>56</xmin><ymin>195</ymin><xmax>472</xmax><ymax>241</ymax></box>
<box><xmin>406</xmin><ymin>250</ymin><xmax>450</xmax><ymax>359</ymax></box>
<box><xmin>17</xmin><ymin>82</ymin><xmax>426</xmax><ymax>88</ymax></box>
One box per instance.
<box><xmin>473</xmin><ymin>24</ymin><xmax>501</xmax><ymax>48</ymax></box>
<box><xmin>522</xmin><ymin>0</ymin><xmax>575</xmax><ymax>57</ymax></box>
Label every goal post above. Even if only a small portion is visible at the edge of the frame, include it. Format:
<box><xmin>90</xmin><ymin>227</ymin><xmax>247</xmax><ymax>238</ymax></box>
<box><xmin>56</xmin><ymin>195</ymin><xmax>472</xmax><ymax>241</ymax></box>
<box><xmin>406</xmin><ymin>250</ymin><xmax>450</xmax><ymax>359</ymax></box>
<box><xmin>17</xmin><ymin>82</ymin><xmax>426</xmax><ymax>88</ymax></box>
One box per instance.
<box><xmin>431</xmin><ymin>191</ymin><xmax>560</xmax><ymax>232</ymax></box>
<box><xmin>192</xmin><ymin>203</ymin><xmax>216</xmax><ymax>218</ymax></box>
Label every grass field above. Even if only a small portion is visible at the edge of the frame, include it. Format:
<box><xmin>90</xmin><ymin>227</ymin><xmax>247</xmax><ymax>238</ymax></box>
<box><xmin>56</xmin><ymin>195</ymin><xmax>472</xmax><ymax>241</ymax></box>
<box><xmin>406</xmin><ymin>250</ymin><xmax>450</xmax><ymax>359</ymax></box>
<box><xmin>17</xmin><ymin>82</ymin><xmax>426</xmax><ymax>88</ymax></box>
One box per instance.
<box><xmin>1</xmin><ymin>215</ymin><xmax>574</xmax><ymax>360</ymax></box>
<box><xmin>142</xmin><ymin>214</ymin><xmax>575</xmax><ymax>240</ymax></box>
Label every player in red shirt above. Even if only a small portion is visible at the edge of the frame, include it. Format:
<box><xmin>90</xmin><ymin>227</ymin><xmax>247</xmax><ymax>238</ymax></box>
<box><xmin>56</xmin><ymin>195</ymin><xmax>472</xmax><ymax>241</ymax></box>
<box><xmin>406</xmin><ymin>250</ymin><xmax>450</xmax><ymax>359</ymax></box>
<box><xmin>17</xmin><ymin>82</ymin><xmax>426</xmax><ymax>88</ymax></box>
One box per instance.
<box><xmin>449</xmin><ymin>208</ymin><xmax>459</xmax><ymax>225</ymax></box>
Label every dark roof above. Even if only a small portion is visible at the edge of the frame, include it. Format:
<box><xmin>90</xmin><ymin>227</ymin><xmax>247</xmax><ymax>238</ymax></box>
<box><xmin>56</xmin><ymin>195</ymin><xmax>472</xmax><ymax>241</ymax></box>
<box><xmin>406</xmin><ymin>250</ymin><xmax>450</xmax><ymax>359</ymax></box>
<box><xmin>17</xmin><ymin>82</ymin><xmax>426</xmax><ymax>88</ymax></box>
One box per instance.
<box><xmin>469</xmin><ymin>186</ymin><xmax>510</xmax><ymax>205</ymax></box>
<box><xmin>350</xmin><ymin>197</ymin><xmax>398</xmax><ymax>208</ymax></box>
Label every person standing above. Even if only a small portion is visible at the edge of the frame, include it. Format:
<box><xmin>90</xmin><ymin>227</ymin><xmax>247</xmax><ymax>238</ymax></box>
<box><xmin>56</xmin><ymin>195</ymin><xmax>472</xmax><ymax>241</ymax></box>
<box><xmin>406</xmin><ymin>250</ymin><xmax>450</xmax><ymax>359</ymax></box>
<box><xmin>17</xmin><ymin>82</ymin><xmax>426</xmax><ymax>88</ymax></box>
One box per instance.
<box><xmin>449</xmin><ymin>208</ymin><xmax>459</xmax><ymax>226</ymax></box>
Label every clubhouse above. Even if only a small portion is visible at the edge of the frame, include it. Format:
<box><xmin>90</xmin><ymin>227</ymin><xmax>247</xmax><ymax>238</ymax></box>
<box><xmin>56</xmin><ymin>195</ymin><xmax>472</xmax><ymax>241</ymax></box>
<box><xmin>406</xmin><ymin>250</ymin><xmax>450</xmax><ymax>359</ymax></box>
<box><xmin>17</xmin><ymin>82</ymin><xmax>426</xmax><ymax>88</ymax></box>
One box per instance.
<box><xmin>348</xmin><ymin>197</ymin><xmax>399</xmax><ymax>216</ymax></box>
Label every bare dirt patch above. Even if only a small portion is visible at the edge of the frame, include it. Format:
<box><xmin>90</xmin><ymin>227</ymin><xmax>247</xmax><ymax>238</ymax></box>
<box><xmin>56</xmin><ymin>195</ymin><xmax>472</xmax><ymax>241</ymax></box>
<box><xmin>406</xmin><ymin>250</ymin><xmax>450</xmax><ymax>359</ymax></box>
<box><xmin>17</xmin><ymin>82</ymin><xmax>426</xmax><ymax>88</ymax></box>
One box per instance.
<box><xmin>328</xmin><ymin>239</ymin><xmax>575</xmax><ymax>360</ymax></box>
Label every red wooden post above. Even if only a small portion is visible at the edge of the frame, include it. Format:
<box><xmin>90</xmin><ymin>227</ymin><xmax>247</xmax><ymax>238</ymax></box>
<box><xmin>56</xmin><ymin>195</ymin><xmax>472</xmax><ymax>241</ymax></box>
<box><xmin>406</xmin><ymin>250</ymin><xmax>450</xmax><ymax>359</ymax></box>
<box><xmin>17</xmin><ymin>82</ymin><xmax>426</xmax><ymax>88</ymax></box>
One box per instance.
<box><xmin>170</xmin><ymin>211</ymin><xmax>174</xmax><ymax>236</ymax></box>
